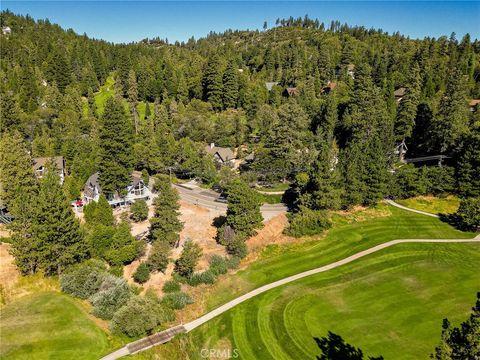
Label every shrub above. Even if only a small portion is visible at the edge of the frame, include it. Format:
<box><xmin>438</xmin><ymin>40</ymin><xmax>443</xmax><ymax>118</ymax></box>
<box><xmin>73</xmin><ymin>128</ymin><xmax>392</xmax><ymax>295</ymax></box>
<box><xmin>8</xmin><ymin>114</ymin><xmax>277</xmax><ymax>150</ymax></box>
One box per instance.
<box><xmin>186</xmin><ymin>270</ymin><xmax>217</xmax><ymax>286</ymax></box>
<box><xmin>60</xmin><ymin>260</ymin><xmax>108</xmax><ymax>299</ymax></box>
<box><xmin>284</xmin><ymin>207</ymin><xmax>332</xmax><ymax>237</ymax></box>
<box><xmin>226</xmin><ymin>256</ymin><xmax>240</xmax><ymax>269</ymax></box>
<box><xmin>453</xmin><ymin>197</ymin><xmax>480</xmax><ymax>231</ymax></box>
<box><xmin>208</xmin><ymin>255</ymin><xmax>228</xmax><ymax>275</ymax></box>
<box><xmin>133</xmin><ymin>263</ymin><xmax>150</xmax><ymax>284</ymax></box>
<box><xmin>162</xmin><ymin>280</ymin><xmax>181</xmax><ymax>293</ymax></box>
<box><xmin>110</xmin><ymin>291</ymin><xmax>175</xmax><ymax>338</ymax></box>
<box><xmin>226</xmin><ymin>237</ymin><xmax>248</xmax><ymax>259</ymax></box>
<box><xmin>108</xmin><ymin>265</ymin><xmax>124</xmax><ymax>277</ymax></box>
<box><xmin>130</xmin><ymin>199</ymin><xmax>149</xmax><ymax>222</ymax></box>
<box><xmin>111</xmin><ymin>296</ymin><xmax>158</xmax><ymax>337</ymax></box>
<box><xmin>89</xmin><ymin>275</ymin><xmax>132</xmax><ymax>319</ymax></box>
<box><xmin>161</xmin><ymin>291</ymin><xmax>193</xmax><ymax>310</ymax></box>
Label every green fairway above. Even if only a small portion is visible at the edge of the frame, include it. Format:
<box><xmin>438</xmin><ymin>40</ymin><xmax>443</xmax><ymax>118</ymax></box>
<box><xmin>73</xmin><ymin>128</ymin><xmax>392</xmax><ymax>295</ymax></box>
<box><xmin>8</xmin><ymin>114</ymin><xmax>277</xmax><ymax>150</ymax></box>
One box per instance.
<box><xmin>397</xmin><ymin>195</ymin><xmax>460</xmax><ymax>215</ymax></box>
<box><xmin>184</xmin><ymin>242</ymin><xmax>480</xmax><ymax>360</ymax></box>
<box><xmin>203</xmin><ymin>204</ymin><xmax>475</xmax><ymax>310</ymax></box>
<box><xmin>131</xmin><ymin>204</ymin><xmax>478</xmax><ymax>360</ymax></box>
<box><xmin>0</xmin><ymin>292</ymin><xmax>112</xmax><ymax>360</ymax></box>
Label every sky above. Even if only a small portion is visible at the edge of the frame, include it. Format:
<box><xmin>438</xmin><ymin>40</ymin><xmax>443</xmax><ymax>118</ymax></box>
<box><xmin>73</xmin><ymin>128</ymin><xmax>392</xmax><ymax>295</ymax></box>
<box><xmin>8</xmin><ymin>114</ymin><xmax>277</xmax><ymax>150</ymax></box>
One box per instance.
<box><xmin>1</xmin><ymin>1</ymin><xmax>479</xmax><ymax>43</ymax></box>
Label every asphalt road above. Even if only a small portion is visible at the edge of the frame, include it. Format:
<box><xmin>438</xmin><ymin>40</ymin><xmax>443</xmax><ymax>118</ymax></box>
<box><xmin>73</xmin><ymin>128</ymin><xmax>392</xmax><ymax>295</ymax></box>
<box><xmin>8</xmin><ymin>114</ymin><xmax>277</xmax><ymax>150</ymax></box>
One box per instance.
<box><xmin>173</xmin><ymin>184</ymin><xmax>288</xmax><ymax>222</ymax></box>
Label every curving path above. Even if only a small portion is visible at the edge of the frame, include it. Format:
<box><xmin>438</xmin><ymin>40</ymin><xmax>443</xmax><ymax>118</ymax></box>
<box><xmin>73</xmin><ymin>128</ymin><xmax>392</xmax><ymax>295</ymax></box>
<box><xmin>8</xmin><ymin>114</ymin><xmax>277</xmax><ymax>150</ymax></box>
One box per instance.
<box><xmin>99</xmin><ymin>201</ymin><xmax>479</xmax><ymax>360</ymax></box>
<box><xmin>384</xmin><ymin>199</ymin><xmax>440</xmax><ymax>218</ymax></box>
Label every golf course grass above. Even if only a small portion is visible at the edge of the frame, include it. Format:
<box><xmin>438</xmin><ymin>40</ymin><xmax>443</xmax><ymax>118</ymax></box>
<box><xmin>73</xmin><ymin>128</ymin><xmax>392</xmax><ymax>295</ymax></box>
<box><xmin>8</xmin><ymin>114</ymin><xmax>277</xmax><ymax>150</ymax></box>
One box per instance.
<box><xmin>131</xmin><ymin>204</ymin><xmax>478</xmax><ymax>360</ymax></box>
<box><xmin>0</xmin><ymin>292</ymin><xmax>113</xmax><ymax>360</ymax></box>
<box><xmin>396</xmin><ymin>195</ymin><xmax>460</xmax><ymax>215</ymax></box>
<box><xmin>181</xmin><ymin>242</ymin><xmax>479</xmax><ymax>360</ymax></box>
<box><xmin>202</xmin><ymin>204</ymin><xmax>475</xmax><ymax>311</ymax></box>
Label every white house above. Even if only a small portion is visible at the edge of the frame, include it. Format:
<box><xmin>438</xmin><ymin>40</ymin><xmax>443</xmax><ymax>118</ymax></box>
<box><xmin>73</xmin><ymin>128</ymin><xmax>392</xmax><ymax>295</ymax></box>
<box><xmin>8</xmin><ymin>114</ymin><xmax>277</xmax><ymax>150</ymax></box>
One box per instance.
<box><xmin>2</xmin><ymin>26</ymin><xmax>11</xmax><ymax>36</ymax></box>
<box><xmin>83</xmin><ymin>171</ymin><xmax>152</xmax><ymax>207</ymax></box>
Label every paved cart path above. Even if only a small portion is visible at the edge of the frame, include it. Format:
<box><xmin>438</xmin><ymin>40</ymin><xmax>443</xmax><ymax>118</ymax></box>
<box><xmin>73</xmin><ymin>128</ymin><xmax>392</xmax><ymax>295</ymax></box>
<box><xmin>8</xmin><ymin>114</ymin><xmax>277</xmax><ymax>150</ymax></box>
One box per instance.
<box><xmin>100</xmin><ymin>201</ymin><xmax>479</xmax><ymax>360</ymax></box>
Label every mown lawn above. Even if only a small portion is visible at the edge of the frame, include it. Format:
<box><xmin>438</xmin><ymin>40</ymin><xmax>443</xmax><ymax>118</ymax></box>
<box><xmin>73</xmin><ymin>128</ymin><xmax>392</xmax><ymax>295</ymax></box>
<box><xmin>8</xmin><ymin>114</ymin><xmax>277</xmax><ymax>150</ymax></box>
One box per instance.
<box><xmin>0</xmin><ymin>292</ymin><xmax>113</xmax><ymax>360</ymax></box>
<box><xmin>94</xmin><ymin>75</ymin><xmax>153</xmax><ymax>120</ymax></box>
<box><xmin>202</xmin><ymin>204</ymin><xmax>475</xmax><ymax>310</ymax></box>
<box><xmin>132</xmin><ymin>204</ymin><xmax>478</xmax><ymax>360</ymax></box>
<box><xmin>397</xmin><ymin>195</ymin><xmax>460</xmax><ymax>215</ymax></box>
<box><xmin>183</xmin><ymin>242</ymin><xmax>480</xmax><ymax>360</ymax></box>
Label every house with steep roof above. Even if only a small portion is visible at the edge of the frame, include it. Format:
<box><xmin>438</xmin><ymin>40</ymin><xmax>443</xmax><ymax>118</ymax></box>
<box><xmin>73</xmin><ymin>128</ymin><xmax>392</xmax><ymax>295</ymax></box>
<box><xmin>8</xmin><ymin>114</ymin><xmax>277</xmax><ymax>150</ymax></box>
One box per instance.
<box><xmin>204</xmin><ymin>143</ymin><xmax>236</xmax><ymax>166</ymax></box>
<box><xmin>32</xmin><ymin>156</ymin><xmax>65</xmax><ymax>184</ymax></box>
<box><xmin>285</xmin><ymin>87</ymin><xmax>299</xmax><ymax>96</ymax></box>
<box><xmin>83</xmin><ymin>171</ymin><xmax>152</xmax><ymax>207</ymax></box>
<box><xmin>265</xmin><ymin>82</ymin><xmax>279</xmax><ymax>91</ymax></box>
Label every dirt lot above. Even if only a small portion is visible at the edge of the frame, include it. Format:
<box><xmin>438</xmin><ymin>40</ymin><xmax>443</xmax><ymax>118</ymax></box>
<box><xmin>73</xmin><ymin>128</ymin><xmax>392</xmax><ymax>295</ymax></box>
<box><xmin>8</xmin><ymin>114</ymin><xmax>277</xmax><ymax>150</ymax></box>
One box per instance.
<box><xmin>125</xmin><ymin>200</ymin><xmax>227</xmax><ymax>295</ymax></box>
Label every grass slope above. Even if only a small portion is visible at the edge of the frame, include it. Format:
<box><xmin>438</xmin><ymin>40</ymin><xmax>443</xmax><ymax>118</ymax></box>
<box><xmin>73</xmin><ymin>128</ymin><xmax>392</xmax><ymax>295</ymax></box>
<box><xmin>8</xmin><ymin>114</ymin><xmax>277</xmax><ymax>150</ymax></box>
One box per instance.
<box><xmin>184</xmin><ymin>242</ymin><xmax>480</xmax><ymax>360</ymax></box>
<box><xmin>397</xmin><ymin>195</ymin><xmax>460</xmax><ymax>215</ymax></box>
<box><xmin>132</xmin><ymin>204</ymin><xmax>477</xmax><ymax>359</ymax></box>
<box><xmin>203</xmin><ymin>205</ymin><xmax>474</xmax><ymax>310</ymax></box>
<box><xmin>0</xmin><ymin>292</ymin><xmax>112</xmax><ymax>360</ymax></box>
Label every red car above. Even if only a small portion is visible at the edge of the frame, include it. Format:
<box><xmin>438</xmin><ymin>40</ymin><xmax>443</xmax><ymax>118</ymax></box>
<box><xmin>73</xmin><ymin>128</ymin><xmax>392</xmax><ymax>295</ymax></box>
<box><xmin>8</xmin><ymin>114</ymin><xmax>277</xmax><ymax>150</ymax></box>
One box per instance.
<box><xmin>72</xmin><ymin>200</ymin><xmax>83</xmax><ymax>207</ymax></box>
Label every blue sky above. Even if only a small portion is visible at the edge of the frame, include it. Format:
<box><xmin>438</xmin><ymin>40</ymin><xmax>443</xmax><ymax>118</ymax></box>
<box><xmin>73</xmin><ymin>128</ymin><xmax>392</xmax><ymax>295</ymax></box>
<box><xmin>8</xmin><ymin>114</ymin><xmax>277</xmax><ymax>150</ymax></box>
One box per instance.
<box><xmin>2</xmin><ymin>1</ymin><xmax>479</xmax><ymax>43</ymax></box>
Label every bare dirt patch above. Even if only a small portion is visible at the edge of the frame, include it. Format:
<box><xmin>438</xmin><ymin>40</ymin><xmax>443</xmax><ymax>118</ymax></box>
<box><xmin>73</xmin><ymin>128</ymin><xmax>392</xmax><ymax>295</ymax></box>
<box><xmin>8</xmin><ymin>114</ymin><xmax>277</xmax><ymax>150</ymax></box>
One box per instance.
<box><xmin>0</xmin><ymin>243</ymin><xmax>19</xmax><ymax>302</ymax></box>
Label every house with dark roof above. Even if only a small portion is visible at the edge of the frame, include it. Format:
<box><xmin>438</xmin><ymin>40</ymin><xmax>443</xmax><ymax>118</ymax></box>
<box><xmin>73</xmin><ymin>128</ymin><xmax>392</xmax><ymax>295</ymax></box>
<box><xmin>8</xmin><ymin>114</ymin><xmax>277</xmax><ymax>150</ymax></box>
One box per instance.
<box><xmin>204</xmin><ymin>143</ymin><xmax>236</xmax><ymax>166</ymax></box>
<box><xmin>83</xmin><ymin>171</ymin><xmax>152</xmax><ymax>207</ymax></box>
<box><xmin>32</xmin><ymin>156</ymin><xmax>65</xmax><ymax>184</ymax></box>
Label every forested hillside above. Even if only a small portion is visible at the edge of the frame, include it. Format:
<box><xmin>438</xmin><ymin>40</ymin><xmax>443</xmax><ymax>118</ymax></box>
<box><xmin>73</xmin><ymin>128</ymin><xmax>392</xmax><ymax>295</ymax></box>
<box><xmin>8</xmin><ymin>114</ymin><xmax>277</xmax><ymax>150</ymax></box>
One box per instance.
<box><xmin>1</xmin><ymin>11</ymin><xmax>479</xmax><ymax>208</ymax></box>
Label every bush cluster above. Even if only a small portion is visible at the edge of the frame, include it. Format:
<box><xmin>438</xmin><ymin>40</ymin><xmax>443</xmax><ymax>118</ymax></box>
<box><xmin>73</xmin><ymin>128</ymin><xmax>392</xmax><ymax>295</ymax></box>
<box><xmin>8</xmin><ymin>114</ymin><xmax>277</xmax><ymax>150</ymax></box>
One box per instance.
<box><xmin>284</xmin><ymin>207</ymin><xmax>332</xmax><ymax>237</ymax></box>
<box><xmin>161</xmin><ymin>291</ymin><xmax>193</xmax><ymax>310</ymax></box>
<box><xmin>133</xmin><ymin>262</ymin><xmax>150</xmax><ymax>284</ymax></box>
<box><xmin>162</xmin><ymin>280</ymin><xmax>181</xmax><ymax>293</ymax></box>
<box><xmin>110</xmin><ymin>293</ymin><xmax>174</xmax><ymax>337</ymax></box>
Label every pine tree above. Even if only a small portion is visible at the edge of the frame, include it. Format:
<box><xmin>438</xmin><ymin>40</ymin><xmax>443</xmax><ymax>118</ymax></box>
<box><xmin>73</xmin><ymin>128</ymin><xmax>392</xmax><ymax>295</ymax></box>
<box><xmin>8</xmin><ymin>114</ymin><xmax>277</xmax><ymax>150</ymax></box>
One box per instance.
<box><xmin>147</xmin><ymin>241</ymin><xmax>171</xmax><ymax>273</ymax></box>
<box><xmin>149</xmin><ymin>175</ymin><xmax>183</xmax><ymax>246</ymax></box>
<box><xmin>0</xmin><ymin>90</ymin><xmax>20</xmax><ymax>133</ymax></box>
<box><xmin>302</xmin><ymin>136</ymin><xmax>342</xmax><ymax>210</ymax></box>
<box><xmin>176</xmin><ymin>71</ymin><xmax>188</xmax><ymax>103</ymax></box>
<box><xmin>98</xmin><ymin>97</ymin><xmax>134</xmax><ymax>196</ymax></box>
<box><xmin>225</xmin><ymin>179</ymin><xmax>263</xmax><ymax>239</ymax></box>
<box><xmin>456</xmin><ymin>131</ymin><xmax>480</xmax><ymax>197</ymax></box>
<box><xmin>434</xmin><ymin>67</ymin><xmax>470</xmax><ymax>152</ymax></box>
<box><xmin>127</xmin><ymin>70</ymin><xmax>139</xmax><ymax>133</ymax></box>
<box><xmin>203</xmin><ymin>54</ymin><xmax>223</xmax><ymax>111</ymax></box>
<box><xmin>33</xmin><ymin>169</ymin><xmax>87</xmax><ymax>274</ymax></box>
<box><xmin>395</xmin><ymin>62</ymin><xmax>421</xmax><ymax>141</ymax></box>
<box><xmin>174</xmin><ymin>239</ymin><xmax>202</xmax><ymax>277</ymax></box>
<box><xmin>222</xmin><ymin>61</ymin><xmax>239</xmax><ymax>109</ymax></box>
<box><xmin>84</xmin><ymin>194</ymin><xmax>115</xmax><ymax>226</ymax></box>
<box><xmin>0</xmin><ymin>132</ymin><xmax>37</xmax><ymax>209</ymax></box>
